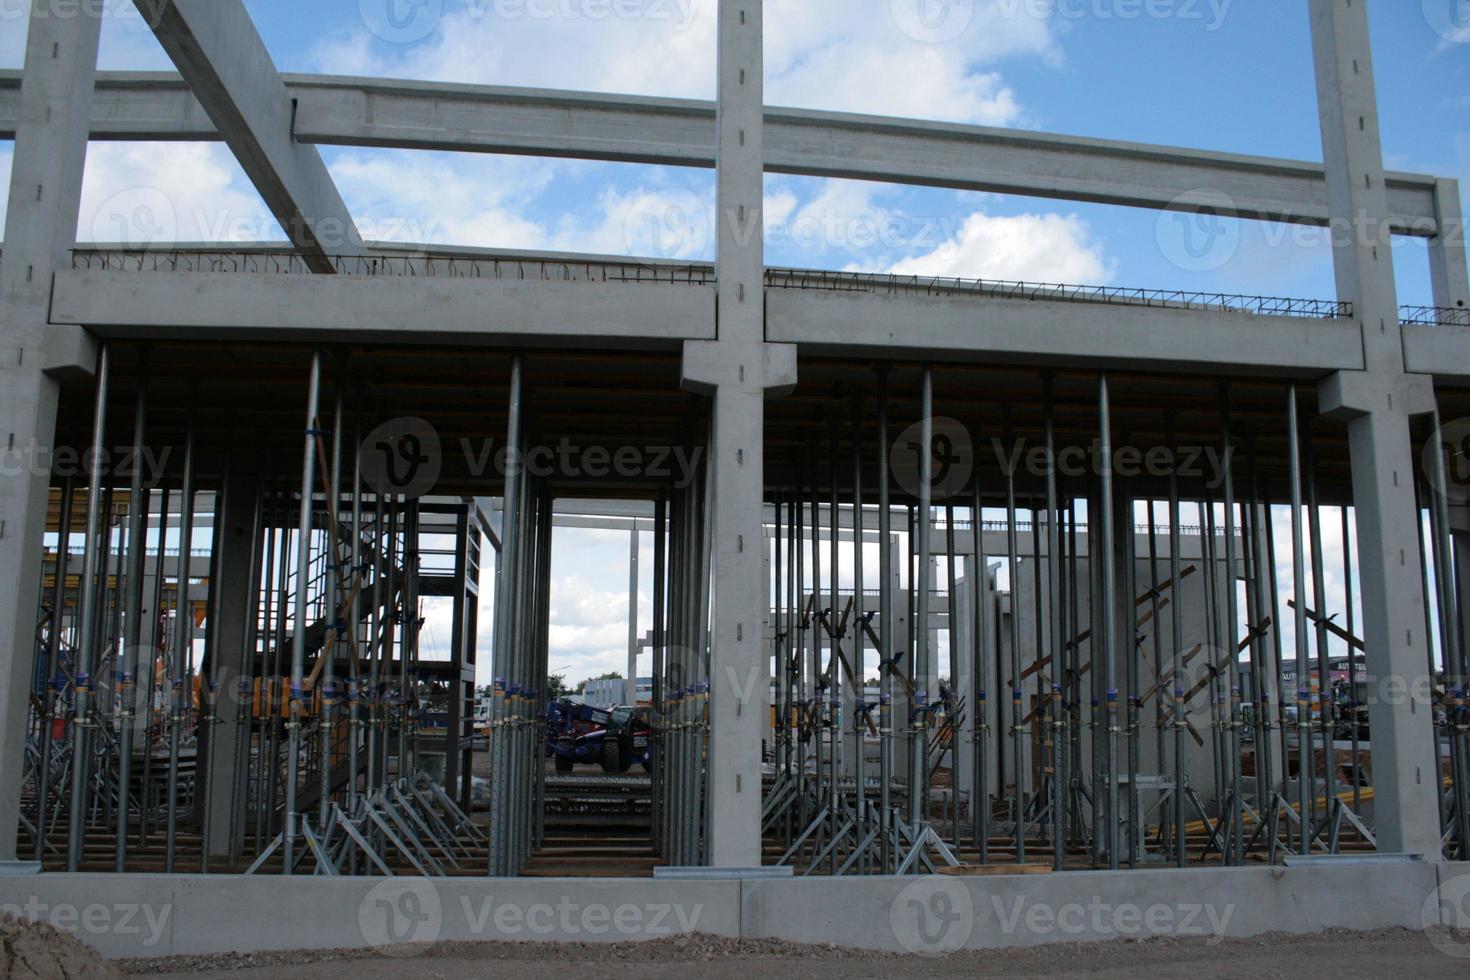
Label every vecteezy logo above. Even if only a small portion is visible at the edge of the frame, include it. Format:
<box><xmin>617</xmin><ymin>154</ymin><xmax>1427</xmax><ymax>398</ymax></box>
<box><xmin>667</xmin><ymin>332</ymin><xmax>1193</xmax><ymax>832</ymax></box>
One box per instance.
<box><xmin>1422</xmin><ymin>416</ymin><xmax>1470</xmax><ymax>504</ymax></box>
<box><xmin>889</xmin><ymin>0</ymin><xmax>975</xmax><ymax>43</ymax></box>
<box><xmin>1423</xmin><ymin>0</ymin><xmax>1470</xmax><ymax>44</ymax></box>
<box><xmin>891</xmin><ymin>416</ymin><xmax>974</xmax><ymax>502</ymax></box>
<box><xmin>360</xmin><ymin>0</ymin><xmax>443</xmax><ymax>44</ymax></box>
<box><xmin>889</xmin><ymin>877</ymin><xmax>974</xmax><ymax>954</ymax></box>
<box><xmin>622</xmin><ymin>189</ymin><xmax>711</xmax><ymax>261</ymax></box>
<box><xmin>90</xmin><ymin>187</ymin><xmax>177</xmax><ymax>249</ymax></box>
<box><xmin>358</xmin><ymin>878</ymin><xmax>442</xmax><ymax>955</ymax></box>
<box><xmin>1156</xmin><ymin>189</ymin><xmax>1240</xmax><ymax>274</ymax></box>
<box><xmin>360</xmin><ymin>416</ymin><xmax>442</xmax><ymax>499</ymax></box>
<box><xmin>1423</xmin><ymin>872</ymin><xmax>1470</xmax><ymax>958</ymax></box>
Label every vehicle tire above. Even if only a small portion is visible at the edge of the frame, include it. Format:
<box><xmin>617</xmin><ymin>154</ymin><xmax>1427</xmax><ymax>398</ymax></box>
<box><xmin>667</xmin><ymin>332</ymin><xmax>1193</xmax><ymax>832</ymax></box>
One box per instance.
<box><xmin>554</xmin><ymin>753</ymin><xmax>574</xmax><ymax>774</ymax></box>
<box><xmin>601</xmin><ymin>738</ymin><xmax>628</xmax><ymax>774</ymax></box>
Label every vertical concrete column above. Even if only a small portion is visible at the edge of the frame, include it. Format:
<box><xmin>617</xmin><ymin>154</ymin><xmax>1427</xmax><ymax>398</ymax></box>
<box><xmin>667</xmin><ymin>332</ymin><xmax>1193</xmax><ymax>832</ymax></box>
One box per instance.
<box><xmin>682</xmin><ymin>0</ymin><xmax>796</xmax><ymax>868</ymax></box>
<box><xmin>1430</xmin><ymin>179</ymin><xmax>1469</xmax><ymax>313</ymax></box>
<box><xmin>0</xmin><ymin>9</ymin><xmax>102</xmax><ymax>862</ymax></box>
<box><xmin>204</xmin><ymin>475</ymin><xmax>261</xmax><ymax>858</ymax></box>
<box><xmin>1309</xmin><ymin>0</ymin><xmax>1440</xmax><ymax>855</ymax></box>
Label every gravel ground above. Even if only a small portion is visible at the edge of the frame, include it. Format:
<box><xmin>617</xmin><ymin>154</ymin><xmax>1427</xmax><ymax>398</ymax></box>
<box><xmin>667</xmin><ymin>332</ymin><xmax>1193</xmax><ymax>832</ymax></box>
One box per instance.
<box><xmin>121</xmin><ymin>928</ymin><xmax>1470</xmax><ymax>979</ymax></box>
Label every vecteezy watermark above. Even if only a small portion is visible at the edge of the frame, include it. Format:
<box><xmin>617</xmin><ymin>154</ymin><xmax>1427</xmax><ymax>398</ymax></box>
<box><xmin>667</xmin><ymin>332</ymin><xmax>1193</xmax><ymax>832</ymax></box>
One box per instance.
<box><xmin>622</xmin><ymin>189</ymin><xmax>712</xmax><ymax>261</ymax></box>
<box><xmin>996</xmin><ymin>0</ymin><xmax>1232</xmax><ymax>32</ymax></box>
<box><xmin>357</xmin><ymin>880</ymin><xmax>706</xmax><ymax>956</ymax></box>
<box><xmin>889</xmin><ymin>878</ymin><xmax>975</xmax><ymax>953</ymax></box>
<box><xmin>1423</xmin><ymin>873</ymin><xmax>1470</xmax><ymax>958</ymax></box>
<box><xmin>1422</xmin><ymin>416</ymin><xmax>1470</xmax><ymax>504</ymax></box>
<box><xmin>0</xmin><ymin>0</ymin><xmax>167</xmax><ymax>27</ymax></box>
<box><xmin>891</xmin><ymin>416</ymin><xmax>975</xmax><ymax>502</ymax></box>
<box><xmin>359</xmin><ymin>417</ymin><xmax>706</xmax><ymax>499</ymax></box>
<box><xmin>990</xmin><ymin>895</ymin><xmax>1235</xmax><ymax>942</ymax></box>
<box><xmin>359</xmin><ymin>878</ymin><xmax>443</xmax><ymax>955</ymax></box>
<box><xmin>0</xmin><ymin>440</ymin><xmax>172</xmax><ymax>486</ymax></box>
<box><xmin>359</xmin><ymin>0</ymin><xmax>701</xmax><ymax>44</ymax></box>
<box><xmin>890</xmin><ymin>0</ymin><xmax>975</xmax><ymax>44</ymax></box>
<box><xmin>992</xmin><ymin>436</ymin><xmax>1236</xmax><ymax>489</ymax></box>
<box><xmin>88</xmin><ymin>185</ymin><xmax>443</xmax><ymax>251</ymax></box>
<box><xmin>0</xmin><ymin>898</ymin><xmax>173</xmax><ymax>949</ymax></box>
<box><xmin>1156</xmin><ymin>189</ymin><xmax>1240</xmax><ymax>274</ymax></box>
<box><xmin>1423</xmin><ymin>0</ymin><xmax>1470</xmax><ymax>45</ymax></box>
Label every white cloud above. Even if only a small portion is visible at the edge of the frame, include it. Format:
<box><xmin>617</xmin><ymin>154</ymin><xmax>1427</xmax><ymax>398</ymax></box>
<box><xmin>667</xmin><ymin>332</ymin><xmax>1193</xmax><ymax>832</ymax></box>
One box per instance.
<box><xmin>886</xmin><ymin>210</ymin><xmax>1112</xmax><ymax>283</ymax></box>
<box><xmin>77</xmin><ymin>141</ymin><xmax>281</xmax><ymax>245</ymax></box>
<box><xmin>0</xmin><ymin>0</ymin><xmax>170</xmax><ymax>70</ymax></box>
<box><xmin>314</xmin><ymin>0</ymin><xmax>1056</xmax><ymax>126</ymax></box>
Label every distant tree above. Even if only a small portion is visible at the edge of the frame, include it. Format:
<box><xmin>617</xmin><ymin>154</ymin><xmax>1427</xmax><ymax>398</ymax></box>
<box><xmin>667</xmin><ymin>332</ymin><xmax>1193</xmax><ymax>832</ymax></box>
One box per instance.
<box><xmin>545</xmin><ymin>673</ymin><xmax>570</xmax><ymax>701</ymax></box>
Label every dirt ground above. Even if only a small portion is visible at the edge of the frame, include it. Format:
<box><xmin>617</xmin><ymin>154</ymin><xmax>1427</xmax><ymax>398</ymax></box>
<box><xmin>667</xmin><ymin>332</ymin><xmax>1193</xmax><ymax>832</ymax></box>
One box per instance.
<box><xmin>119</xmin><ymin>928</ymin><xmax>1470</xmax><ymax>979</ymax></box>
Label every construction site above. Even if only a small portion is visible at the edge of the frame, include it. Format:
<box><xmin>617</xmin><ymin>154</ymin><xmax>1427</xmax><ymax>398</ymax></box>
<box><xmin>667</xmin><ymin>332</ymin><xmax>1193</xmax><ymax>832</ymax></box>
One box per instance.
<box><xmin>3</xmin><ymin>0</ymin><xmax>1470</xmax><ymax>966</ymax></box>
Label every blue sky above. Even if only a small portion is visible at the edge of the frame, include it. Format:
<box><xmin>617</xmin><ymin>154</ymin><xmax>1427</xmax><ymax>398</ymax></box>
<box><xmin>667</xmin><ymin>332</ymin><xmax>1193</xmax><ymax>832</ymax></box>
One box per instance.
<box><xmin>1</xmin><ymin>0</ymin><xmax>1466</xmax><ymax>683</ymax></box>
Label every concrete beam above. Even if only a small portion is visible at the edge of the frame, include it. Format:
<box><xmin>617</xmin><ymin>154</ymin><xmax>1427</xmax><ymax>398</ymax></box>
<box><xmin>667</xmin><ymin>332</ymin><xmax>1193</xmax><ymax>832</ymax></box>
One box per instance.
<box><xmin>1405</xmin><ymin>324</ymin><xmax>1470</xmax><ymax>384</ymax></box>
<box><xmin>0</xmin><ymin>71</ymin><xmax>1446</xmax><ymax>234</ymax></box>
<box><xmin>130</xmin><ymin>2</ymin><xmax>364</xmax><ymax>271</ymax></box>
<box><xmin>50</xmin><ymin>269</ymin><xmax>716</xmax><ymax>347</ymax></box>
<box><xmin>768</xmin><ymin>288</ymin><xmax>1365</xmax><ymax>376</ymax></box>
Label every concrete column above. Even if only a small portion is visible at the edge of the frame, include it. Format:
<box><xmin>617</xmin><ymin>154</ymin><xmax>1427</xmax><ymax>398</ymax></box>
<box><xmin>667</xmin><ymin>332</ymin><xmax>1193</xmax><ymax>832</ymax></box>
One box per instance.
<box><xmin>1430</xmin><ymin>179</ymin><xmax>1469</xmax><ymax>313</ymax></box>
<box><xmin>0</xmin><ymin>8</ymin><xmax>102</xmax><ymax>862</ymax></box>
<box><xmin>203</xmin><ymin>475</ymin><xmax>261</xmax><ymax>858</ymax></box>
<box><xmin>1310</xmin><ymin>0</ymin><xmax>1440</xmax><ymax>856</ymax></box>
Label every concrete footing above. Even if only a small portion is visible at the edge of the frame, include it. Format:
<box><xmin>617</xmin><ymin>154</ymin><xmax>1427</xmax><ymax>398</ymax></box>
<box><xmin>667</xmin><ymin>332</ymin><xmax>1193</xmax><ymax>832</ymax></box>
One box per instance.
<box><xmin>3</xmin><ymin>863</ymin><xmax>1468</xmax><ymax>959</ymax></box>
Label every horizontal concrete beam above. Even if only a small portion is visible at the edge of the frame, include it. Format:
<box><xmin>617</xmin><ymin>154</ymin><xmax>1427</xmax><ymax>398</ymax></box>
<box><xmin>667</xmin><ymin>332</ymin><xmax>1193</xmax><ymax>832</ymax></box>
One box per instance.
<box><xmin>51</xmin><ymin>270</ymin><xmax>715</xmax><ymax>347</ymax></box>
<box><xmin>129</xmin><ymin>4</ymin><xmax>364</xmax><ymax>270</ymax></box>
<box><xmin>767</xmin><ymin>288</ymin><xmax>1365</xmax><ymax>376</ymax></box>
<box><xmin>0</xmin><ymin>72</ymin><xmax>1444</xmax><ymax>233</ymax></box>
<box><xmin>1405</xmin><ymin>324</ymin><xmax>1470</xmax><ymax>385</ymax></box>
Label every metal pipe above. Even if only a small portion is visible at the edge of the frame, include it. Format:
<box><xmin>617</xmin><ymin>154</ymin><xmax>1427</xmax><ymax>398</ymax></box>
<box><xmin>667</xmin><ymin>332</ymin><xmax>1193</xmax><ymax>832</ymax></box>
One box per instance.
<box><xmin>66</xmin><ymin>343</ymin><xmax>111</xmax><ymax>872</ymax></box>
<box><xmin>114</xmin><ymin>347</ymin><xmax>149</xmax><ymax>871</ymax></box>
<box><xmin>1002</xmin><ymin>404</ymin><xmax>1024</xmax><ymax>862</ymax></box>
<box><xmin>1286</xmin><ymin>384</ymin><xmax>1310</xmax><ymax>856</ymax></box>
<box><xmin>1097</xmin><ymin>373</ymin><xmax>1120</xmax><ymax>870</ymax></box>
<box><xmin>36</xmin><ymin>474</ymin><xmax>75</xmax><ymax>862</ymax></box>
<box><xmin>912</xmin><ymin>367</ymin><xmax>934</xmax><ymax>832</ymax></box>
<box><xmin>164</xmin><ymin>383</ymin><xmax>197</xmax><ymax>873</ymax></box>
<box><xmin>282</xmin><ymin>351</ymin><xmax>323</xmax><ymax>873</ymax></box>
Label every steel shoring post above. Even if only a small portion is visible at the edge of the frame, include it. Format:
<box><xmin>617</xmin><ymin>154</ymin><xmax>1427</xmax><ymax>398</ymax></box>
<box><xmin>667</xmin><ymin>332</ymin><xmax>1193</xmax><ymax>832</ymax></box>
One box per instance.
<box><xmin>876</xmin><ymin>370</ymin><xmax>895</xmax><ymax>872</ymax></box>
<box><xmin>317</xmin><ymin>375</ymin><xmax>345</xmax><ymax>836</ymax></box>
<box><xmin>1245</xmin><ymin>440</ymin><xmax>1274</xmax><ymax>856</ymax></box>
<box><xmin>488</xmin><ymin>357</ymin><xmax>524</xmax><ymax>876</ymax></box>
<box><xmin>1304</xmin><ymin>433</ymin><xmax>1338</xmax><ymax>851</ymax></box>
<box><xmin>914</xmin><ymin>368</ymin><xmax>934</xmax><ymax>838</ymax></box>
<box><xmin>1123</xmin><ymin>485</ymin><xmax>1139</xmax><ymax>869</ymax></box>
<box><xmin>827</xmin><ymin>416</ymin><xmax>841</xmax><ymax>874</ymax></box>
<box><xmin>111</xmin><ymin>349</ymin><xmax>149</xmax><ymax>871</ymax></box>
<box><xmin>850</xmin><ymin>396</ymin><xmax>870</xmax><ymax>872</ymax></box>
<box><xmin>232</xmin><ymin>481</ymin><xmax>266</xmax><ymax>867</ymax></box>
<box><xmin>164</xmin><ymin>383</ymin><xmax>197</xmax><ymax>874</ymax></box>
<box><xmin>1427</xmin><ymin>411</ymin><xmax>1470</xmax><ymax>856</ymax></box>
<box><xmin>946</xmin><ymin>505</ymin><xmax>959</xmax><ymax>851</ymax></box>
<box><xmin>367</xmin><ymin>491</ymin><xmax>384</xmax><ymax>803</ymax></box>
<box><xmin>697</xmin><ymin>433</ymin><xmax>716</xmax><ymax>866</ymax></box>
<box><xmin>1286</xmin><ymin>385</ymin><xmax>1310</xmax><ymax>856</ymax></box>
<box><xmin>1097</xmin><ymin>374</ymin><xmax>1120</xmax><ymax>871</ymax></box>
<box><xmin>347</xmin><ymin>409</ymin><xmax>364</xmax><ymax>823</ymax></box>
<box><xmin>65</xmin><ymin>344</ymin><xmax>110</xmax><ymax>872</ymax></box>
<box><xmin>283</xmin><ymin>351</ymin><xmax>323</xmax><ymax>875</ymax></box>
<box><xmin>1217</xmin><ymin>385</ymin><xmax>1244</xmax><ymax>865</ymax></box>
<box><xmin>970</xmin><ymin>477</ymin><xmax>989</xmax><ymax>864</ymax></box>
<box><xmin>1043</xmin><ymin>377</ymin><xmax>1064</xmax><ymax>871</ymax></box>
<box><xmin>652</xmin><ymin>495</ymin><xmax>667</xmax><ymax>855</ymax></box>
<box><xmin>199</xmin><ymin>467</ymin><xmax>228</xmax><ymax>872</ymax></box>
<box><xmin>1067</xmin><ymin>500</ymin><xmax>1083</xmax><ymax>851</ymax></box>
<box><xmin>1002</xmin><ymin>404</ymin><xmax>1024</xmax><ymax>863</ymax></box>
<box><xmin>36</xmin><ymin>475</ymin><xmax>75</xmax><ymax>863</ymax></box>
<box><xmin>1343</xmin><ymin>506</ymin><xmax>1362</xmax><ymax>818</ymax></box>
<box><xmin>1264</xmin><ymin>488</ymin><xmax>1293</xmax><ymax>856</ymax></box>
<box><xmin>1165</xmin><ymin>418</ymin><xmax>1186</xmax><ymax>867</ymax></box>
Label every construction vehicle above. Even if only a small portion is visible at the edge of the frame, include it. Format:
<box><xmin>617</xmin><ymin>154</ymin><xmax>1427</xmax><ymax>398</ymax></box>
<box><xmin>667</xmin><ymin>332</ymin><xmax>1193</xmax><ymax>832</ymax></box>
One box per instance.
<box><xmin>545</xmin><ymin>698</ymin><xmax>654</xmax><ymax>774</ymax></box>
